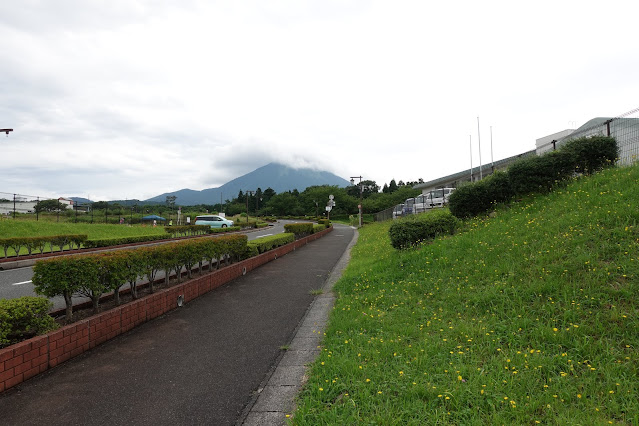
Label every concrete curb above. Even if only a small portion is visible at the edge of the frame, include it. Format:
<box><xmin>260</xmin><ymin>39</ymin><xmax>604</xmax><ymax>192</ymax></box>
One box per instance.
<box><xmin>240</xmin><ymin>226</ymin><xmax>359</xmax><ymax>425</ymax></box>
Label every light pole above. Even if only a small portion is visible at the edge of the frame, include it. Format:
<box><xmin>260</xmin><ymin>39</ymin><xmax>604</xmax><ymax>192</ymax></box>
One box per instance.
<box><xmin>1</xmin><ymin>129</ymin><xmax>13</xmax><ymax>136</ymax></box>
<box><xmin>246</xmin><ymin>190</ymin><xmax>255</xmax><ymax>223</ymax></box>
<box><xmin>350</xmin><ymin>176</ymin><xmax>363</xmax><ymax>228</ymax></box>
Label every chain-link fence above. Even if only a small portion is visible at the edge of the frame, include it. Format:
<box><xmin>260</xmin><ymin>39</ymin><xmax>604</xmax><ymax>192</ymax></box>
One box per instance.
<box><xmin>0</xmin><ymin>192</ymin><xmax>42</xmax><ymax>217</ymax></box>
<box><xmin>539</xmin><ymin>107</ymin><xmax>639</xmax><ymax>165</ymax></box>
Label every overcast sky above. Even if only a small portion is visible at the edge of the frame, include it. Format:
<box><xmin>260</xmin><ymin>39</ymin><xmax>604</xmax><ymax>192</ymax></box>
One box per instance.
<box><xmin>2</xmin><ymin>1</ymin><xmax>638</xmax><ymax>202</ymax></box>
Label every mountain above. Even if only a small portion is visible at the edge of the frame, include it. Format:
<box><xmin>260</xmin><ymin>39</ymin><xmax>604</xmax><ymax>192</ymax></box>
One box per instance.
<box><xmin>144</xmin><ymin>163</ymin><xmax>351</xmax><ymax>206</ymax></box>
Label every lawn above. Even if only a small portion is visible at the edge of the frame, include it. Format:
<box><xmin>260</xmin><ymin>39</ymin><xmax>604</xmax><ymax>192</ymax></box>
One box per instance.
<box><xmin>0</xmin><ymin>221</ymin><xmax>168</xmax><ymax>256</ymax></box>
<box><xmin>293</xmin><ymin>164</ymin><xmax>639</xmax><ymax>424</ymax></box>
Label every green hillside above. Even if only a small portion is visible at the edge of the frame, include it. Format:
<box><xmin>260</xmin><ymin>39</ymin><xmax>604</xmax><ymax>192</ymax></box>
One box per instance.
<box><xmin>293</xmin><ymin>164</ymin><xmax>639</xmax><ymax>424</ymax></box>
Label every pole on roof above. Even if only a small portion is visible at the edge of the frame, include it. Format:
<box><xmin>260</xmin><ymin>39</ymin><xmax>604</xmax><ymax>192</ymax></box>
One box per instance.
<box><xmin>491</xmin><ymin>126</ymin><xmax>496</xmax><ymax>172</ymax></box>
<box><xmin>469</xmin><ymin>135</ymin><xmax>473</xmax><ymax>181</ymax></box>
<box><xmin>477</xmin><ymin>117</ymin><xmax>483</xmax><ymax>180</ymax></box>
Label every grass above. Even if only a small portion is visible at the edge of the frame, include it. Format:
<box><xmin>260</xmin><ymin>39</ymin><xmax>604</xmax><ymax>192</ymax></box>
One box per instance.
<box><xmin>292</xmin><ymin>164</ymin><xmax>639</xmax><ymax>424</ymax></box>
<box><xmin>310</xmin><ymin>289</ymin><xmax>324</xmax><ymax>296</ymax></box>
<box><xmin>0</xmin><ymin>221</ymin><xmax>168</xmax><ymax>256</ymax></box>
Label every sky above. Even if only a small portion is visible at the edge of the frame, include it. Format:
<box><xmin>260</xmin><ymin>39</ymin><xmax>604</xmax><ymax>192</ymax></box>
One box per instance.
<box><xmin>2</xmin><ymin>0</ymin><xmax>638</xmax><ymax>202</ymax></box>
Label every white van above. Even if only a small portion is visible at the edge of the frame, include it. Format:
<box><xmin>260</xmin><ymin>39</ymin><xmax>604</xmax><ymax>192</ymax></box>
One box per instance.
<box><xmin>414</xmin><ymin>188</ymin><xmax>456</xmax><ymax>211</ymax></box>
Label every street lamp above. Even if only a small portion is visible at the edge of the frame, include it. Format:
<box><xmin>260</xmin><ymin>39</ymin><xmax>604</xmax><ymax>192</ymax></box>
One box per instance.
<box><xmin>350</xmin><ymin>176</ymin><xmax>363</xmax><ymax>228</ymax></box>
<box><xmin>1</xmin><ymin>129</ymin><xmax>13</xmax><ymax>136</ymax></box>
<box><xmin>245</xmin><ymin>190</ymin><xmax>255</xmax><ymax>223</ymax></box>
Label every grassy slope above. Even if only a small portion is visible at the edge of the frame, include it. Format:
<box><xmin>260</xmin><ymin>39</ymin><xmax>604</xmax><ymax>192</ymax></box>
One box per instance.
<box><xmin>293</xmin><ymin>165</ymin><xmax>639</xmax><ymax>424</ymax></box>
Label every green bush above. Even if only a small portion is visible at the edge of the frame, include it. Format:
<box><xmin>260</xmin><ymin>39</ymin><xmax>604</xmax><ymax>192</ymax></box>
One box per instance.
<box><xmin>284</xmin><ymin>223</ymin><xmax>314</xmax><ymax>239</ymax></box>
<box><xmin>32</xmin><ymin>234</ymin><xmax>250</xmax><ymax>320</ymax></box>
<box><xmin>84</xmin><ymin>234</ymin><xmax>168</xmax><ymax>248</ymax></box>
<box><xmin>208</xmin><ymin>226</ymin><xmax>241</xmax><ymax>233</ymax></box>
<box><xmin>561</xmin><ymin>135</ymin><xmax>618</xmax><ymax>174</ymax></box>
<box><xmin>313</xmin><ymin>224</ymin><xmax>326</xmax><ymax>233</ymax></box>
<box><xmin>0</xmin><ymin>234</ymin><xmax>88</xmax><ymax>257</ymax></box>
<box><xmin>164</xmin><ymin>225</ymin><xmax>210</xmax><ymax>237</ymax></box>
<box><xmin>248</xmin><ymin>233</ymin><xmax>295</xmax><ymax>254</ymax></box>
<box><xmin>388</xmin><ymin>209</ymin><xmax>458</xmax><ymax>249</ymax></box>
<box><xmin>317</xmin><ymin>219</ymin><xmax>330</xmax><ymax>228</ymax></box>
<box><xmin>448</xmin><ymin>180</ymin><xmax>491</xmax><ymax>219</ymax></box>
<box><xmin>0</xmin><ymin>297</ymin><xmax>58</xmax><ymax>348</ymax></box>
<box><xmin>508</xmin><ymin>150</ymin><xmax>574</xmax><ymax>195</ymax></box>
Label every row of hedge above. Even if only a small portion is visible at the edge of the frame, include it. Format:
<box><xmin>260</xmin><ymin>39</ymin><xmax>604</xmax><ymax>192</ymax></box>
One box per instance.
<box><xmin>32</xmin><ymin>234</ymin><xmax>249</xmax><ymax>322</ymax></box>
<box><xmin>448</xmin><ymin>136</ymin><xmax>618</xmax><ymax>219</ymax></box>
<box><xmin>164</xmin><ymin>225</ymin><xmax>210</xmax><ymax>237</ymax></box>
<box><xmin>83</xmin><ymin>234</ymin><xmax>169</xmax><ymax>249</ymax></box>
<box><xmin>0</xmin><ymin>235</ymin><xmax>88</xmax><ymax>258</ymax></box>
<box><xmin>284</xmin><ymin>221</ymin><xmax>330</xmax><ymax>239</ymax></box>
<box><xmin>247</xmin><ymin>233</ymin><xmax>296</xmax><ymax>255</ymax></box>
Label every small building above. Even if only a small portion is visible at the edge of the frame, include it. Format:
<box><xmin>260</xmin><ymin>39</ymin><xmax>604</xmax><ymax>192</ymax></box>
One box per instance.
<box><xmin>58</xmin><ymin>197</ymin><xmax>75</xmax><ymax>210</ymax></box>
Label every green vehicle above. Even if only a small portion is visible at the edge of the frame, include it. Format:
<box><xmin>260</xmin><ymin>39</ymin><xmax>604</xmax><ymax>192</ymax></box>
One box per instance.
<box><xmin>194</xmin><ymin>215</ymin><xmax>234</xmax><ymax>228</ymax></box>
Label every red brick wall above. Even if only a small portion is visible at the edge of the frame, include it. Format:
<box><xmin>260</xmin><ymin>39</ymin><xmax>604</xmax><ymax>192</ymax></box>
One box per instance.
<box><xmin>0</xmin><ymin>226</ymin><xmax>333</xmax><ymax>393</ymax></box>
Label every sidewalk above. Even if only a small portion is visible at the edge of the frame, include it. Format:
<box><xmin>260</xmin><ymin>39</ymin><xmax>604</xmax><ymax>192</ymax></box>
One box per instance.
<box><xmin>0</xmin><ymin>224</ymin><xmax>356</xmax><ymax>426</ymax></box>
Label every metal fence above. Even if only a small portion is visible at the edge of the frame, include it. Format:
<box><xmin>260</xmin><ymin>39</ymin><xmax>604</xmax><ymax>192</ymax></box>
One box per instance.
<box><xmin>0</xmin><ymin>192</ymin><xmax>43</xmax><ymax>217</ymax></box>
<box><xmin>542</xmin><ymin>107</ymin><xmax>639</xmax><ymax>165</ymax></box>
<box><xmin>374</xmin><ymin>206</ymin><xmax>395</xmax><ymax>222</ymax></box>
<box><xmin>374</xmin><ymin>106</ymin><xmax>639</xmax><ymax>222</ymax></box>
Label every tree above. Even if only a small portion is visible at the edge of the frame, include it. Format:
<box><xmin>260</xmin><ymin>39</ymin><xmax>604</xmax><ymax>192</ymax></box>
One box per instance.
<box><xmin>389</xmin><ymin>179</ymin><xmax>398</xmax><ymax>193</ymax></box>
<box><xmin>262</xmin><ymin>188</ymin><xmax>276</xmax><ymax>204</ymax></box>
<box><xmin>34</xmin><ymin>199</ymin><xmax>67</xmax><ymax>213</ymax></box>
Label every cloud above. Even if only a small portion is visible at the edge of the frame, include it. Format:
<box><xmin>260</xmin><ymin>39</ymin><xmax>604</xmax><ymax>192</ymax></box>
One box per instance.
<box><xmin>2</xmin><ymin>0</ymin><xmax>638</xmax><ymax>202</ymax></box>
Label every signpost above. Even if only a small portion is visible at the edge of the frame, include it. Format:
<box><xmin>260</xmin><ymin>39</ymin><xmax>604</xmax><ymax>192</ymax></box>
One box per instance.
<box><xmin>326</xmin><ymin>194</ymin><xmax>335</xmax><ymax>220</ymax></box>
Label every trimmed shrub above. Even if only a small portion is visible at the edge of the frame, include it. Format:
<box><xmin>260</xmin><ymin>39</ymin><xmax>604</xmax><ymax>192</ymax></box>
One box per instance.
<box><xmin>208</xmin><ymin>226</ymin><xmax>241</xmax><ymax>234</ymax></box>
<box><xmin>84</xmin><ymin>234</ymin><xmax>167</xmax><ymax>248</ymax></box>
<box><xmin>508</xmin><ymin>150</ymin><xmax>574</xmax><ymax>195</ymax></box>
<box><xmin>0</xmin><ymin>297</ymin><xmax>58</xmax><ymax>348</ymax></box>
<box><xmin>0</xmin><ymin>234</ymin><xmax>88</xmax><ymax>257</ymax></box>
<box><xmin>317</xmin><ymin>219</ymin><xmax>330</xmax><ymax>228</ymax></box>
<box><xmin>248</xmin><ymin>233</ymin><xmax>295</xmax><ymax>254</ymax></box>
<box><xmin>284</xmin><ymin>223</ymin><xmax>314</xmax><ymax>239</ymax></box>
<box><xmin>313</xmin><ymin>224</ymin><xmax>326</xmax><ymax>233</ymax></box>
<box><xmin>448</xmin><ymin>180</ymin><xmax>491</xmax><ymax>219</ymax></box>
<box><xmin>389</xmin><ymin>210</ymin><xmax>458</xmax><ymax>249</ymax></box>
<box><xmin>164</xmin><ymin>225</ymin><xmax>210</xmax><ymax>237</ymax></box>
<box><xmin>561</xmin><ymin>135</ymin><xmax>618</xmax><ymax>174</ymax></box>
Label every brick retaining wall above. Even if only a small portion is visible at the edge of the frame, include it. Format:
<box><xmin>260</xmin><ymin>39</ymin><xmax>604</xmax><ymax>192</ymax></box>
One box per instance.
<box><xmin>0</xmin><ymin>227</ymin><xmax>333</xmax><ymax>393</ymax></box>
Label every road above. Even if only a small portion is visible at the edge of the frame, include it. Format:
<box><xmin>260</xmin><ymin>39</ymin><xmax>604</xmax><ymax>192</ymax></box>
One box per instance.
<box><xmin>0</xmin><ymin>220</ymin><xmax>298</xmax><ymax>310</ymax></box>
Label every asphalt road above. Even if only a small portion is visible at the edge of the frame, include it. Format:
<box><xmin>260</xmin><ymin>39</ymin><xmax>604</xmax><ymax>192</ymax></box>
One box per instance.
<box><xmin>0</xmin><ymin>220</ymin><xmax>299</xmax><ymax>309</ymax></box>
<box><xmin>0</xmin><ymin>224</ymin><xmax>355</xmax><ymax>425</ymax></box>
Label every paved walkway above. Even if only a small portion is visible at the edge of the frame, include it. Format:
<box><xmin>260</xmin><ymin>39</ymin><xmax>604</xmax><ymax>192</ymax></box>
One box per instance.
<box><xmin>0</xmin><ymin>224</ymin><xmax>356</xmax><ymax>426</ymax></box>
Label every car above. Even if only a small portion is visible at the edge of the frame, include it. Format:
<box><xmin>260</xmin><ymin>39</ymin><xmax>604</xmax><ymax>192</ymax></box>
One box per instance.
<box><xmin>194</xmin><ymin>215</ymin><xmax>234</xmax><ymax>228</ymax></box>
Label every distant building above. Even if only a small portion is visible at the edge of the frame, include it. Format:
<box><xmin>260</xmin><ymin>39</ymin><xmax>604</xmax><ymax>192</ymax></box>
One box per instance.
<box><xmin>414</xmin><ymin>114</ymin><xmax>639</xmax><ymax>196</ymax></box>
<box><xmin>535</xmin><ymin>129</ymin><xmax>575</xmax><ymax>155</ymax></box>
<box><xmin>58</xmin><ymin>197</ymin><xmax>75</xmax><ymax>210</ymax></box>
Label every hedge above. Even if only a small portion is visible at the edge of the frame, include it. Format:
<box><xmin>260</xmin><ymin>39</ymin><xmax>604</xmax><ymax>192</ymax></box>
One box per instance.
<box><xmin>284</xmin><ymin>223</ymin><xmax>314</xmax><ymax>239</ymax></box>
<box><xmin>0</xmin><ymin>234</ymin><xmax>88</xmax><ymax>258</ymax></box>
<box><xmin>32</xmin><ymin>234</ymin><xmax>249</xmax><ymax>321</ymax></box>
<box><xmin>448</xmin><ymin>136</ymin><xmax>619</xmax><ymax>219</ymax></box>
<box><xmin>208</xmin><ymin>226</ymin><xmax>241</xmax><ymax>234</ymax></box>
<box><xmin>0</xmin><ymin>297</ymin><xmax>59</xmax><ymax>348</ymax></box>
<box><xmin>164</xmin><ymin>225</ymin><xmax>210</xmax><ymax>237</ymax></box>
<box><xmin>83</xmin><ymin>234</ymin><xmax>168</xmax><ymax>248</ymax></box>
<box><xmin>561</xmin><ymin>135</ymin><xmax>618</xmax><ymax>174</ymax></box>
<box><xmin>248</xmin><ymin>233</ymin><xmax>295</xmax><ymax>254</ymax></box>
<box><xmin>388</xmin><ymin>209</ymin><xmax>458</xmax><ymax>250</ymax></box>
